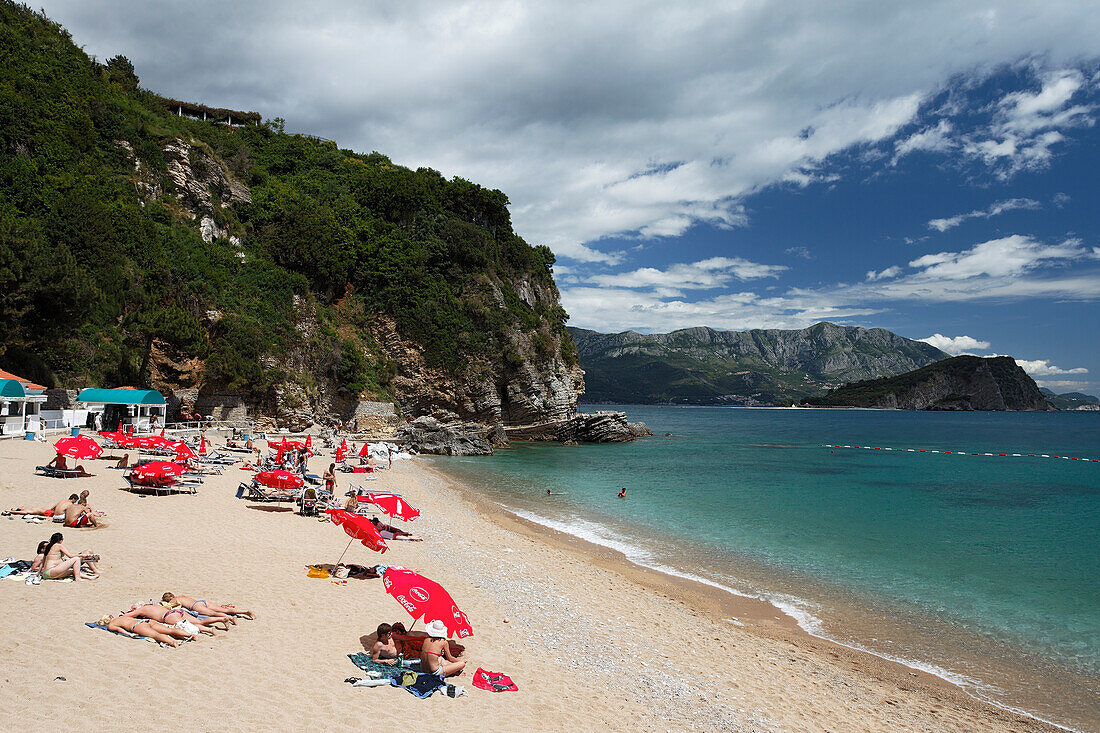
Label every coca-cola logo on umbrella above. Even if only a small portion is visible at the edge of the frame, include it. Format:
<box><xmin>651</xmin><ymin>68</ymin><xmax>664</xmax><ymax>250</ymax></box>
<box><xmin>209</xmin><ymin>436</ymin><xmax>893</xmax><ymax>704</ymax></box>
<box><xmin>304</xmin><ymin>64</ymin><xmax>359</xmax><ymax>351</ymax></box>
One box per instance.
<box><xmin>410</xmin><ymin>586</ymin><xmax>430</xmax><ymax>603</ymax></box>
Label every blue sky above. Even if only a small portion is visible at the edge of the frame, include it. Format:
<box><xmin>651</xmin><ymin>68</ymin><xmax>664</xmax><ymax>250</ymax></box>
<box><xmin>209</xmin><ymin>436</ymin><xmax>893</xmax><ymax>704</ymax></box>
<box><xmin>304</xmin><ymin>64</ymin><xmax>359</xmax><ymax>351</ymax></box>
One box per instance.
<box><xmin>39</xmin><ymin>1</ymin><xmax>1100</xmax><ymax>394</ymax></box>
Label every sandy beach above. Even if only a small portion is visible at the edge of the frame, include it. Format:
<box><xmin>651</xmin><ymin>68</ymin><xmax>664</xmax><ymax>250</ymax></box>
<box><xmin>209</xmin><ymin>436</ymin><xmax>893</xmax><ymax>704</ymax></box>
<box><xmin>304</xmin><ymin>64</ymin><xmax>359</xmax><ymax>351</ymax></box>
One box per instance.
<box><xmin>0</xmin><ymin>433</ymin><xmax>1064</xmax><ymax>732</ymax></box>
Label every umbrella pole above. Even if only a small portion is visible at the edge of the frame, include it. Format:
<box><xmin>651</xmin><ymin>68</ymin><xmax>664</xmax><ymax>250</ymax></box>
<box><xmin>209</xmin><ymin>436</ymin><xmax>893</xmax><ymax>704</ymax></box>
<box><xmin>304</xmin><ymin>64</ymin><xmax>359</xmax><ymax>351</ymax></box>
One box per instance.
<box><xmin>333</xmin><ymin>538</ymin><xmax>354</xmax><ymax>570</ymax></box>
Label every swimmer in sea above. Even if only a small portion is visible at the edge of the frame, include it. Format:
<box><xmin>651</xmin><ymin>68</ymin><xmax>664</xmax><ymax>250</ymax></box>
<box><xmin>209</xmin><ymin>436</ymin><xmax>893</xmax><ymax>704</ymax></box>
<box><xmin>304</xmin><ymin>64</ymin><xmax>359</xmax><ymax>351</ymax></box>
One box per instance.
<box><xmin>618</xmin><ymin>487</ymin><xmax>626</xmax><ymax>498</ymax></box>
<box><xmin>546</xmin><ymin>489</ymin><xmax>567</xmax><ymax>495</ymax></box>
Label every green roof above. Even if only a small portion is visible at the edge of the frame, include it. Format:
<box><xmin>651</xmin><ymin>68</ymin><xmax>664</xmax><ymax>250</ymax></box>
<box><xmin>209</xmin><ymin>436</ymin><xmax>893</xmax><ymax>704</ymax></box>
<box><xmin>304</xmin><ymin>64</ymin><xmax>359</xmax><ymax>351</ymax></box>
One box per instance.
<box><xmin>76</xmin><ymin>388</ymin><xmax>166</xmax><ymax>405</ymax></box>
<box><xmin>0</xmin><ymin>379</ymin><xmax>26</xmax><ymax>398</ymax></box>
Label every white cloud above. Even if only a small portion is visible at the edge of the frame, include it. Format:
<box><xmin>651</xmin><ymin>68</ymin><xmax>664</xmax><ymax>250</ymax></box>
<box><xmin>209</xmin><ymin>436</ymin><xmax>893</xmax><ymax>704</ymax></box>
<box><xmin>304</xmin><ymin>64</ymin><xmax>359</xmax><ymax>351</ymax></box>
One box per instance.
<box><xmin>1012</xmin><ymin>358</ymin><xmax>1089</xmax><ymax>377</ymax></box>
<box><xmin>893</xmin><ymin>119</ymin><xmax>955</xmax><ymax>161</ymax></box>
<box><xmin>927</xmin><ymin>198</ymin><xmax>1041</xmax><ymax>232</ymax></box>
<box><xmin>584</xmin><ymin>256</ymin><xmax>786</xmax><ymax>297</ymax></box>
<box><xmin>865</xmin><ymin>266</ymin><xmax>902</xmax><ymax>281</ymax></box>
<box><xmin>918</xmin><ymin>334</ymin><xmax>990</xmax><ymax>355</ymax></box>
<box><xmin>37</xmin><ymin>0</ymin><xmax>1100</xmax><ymax>262</ymax></box>
<box><xmin>785</xmin><ymin>246</ymin><xmax>813</xmax><ymax>259</ymax></box>
<box><xmin>963</xmin><ymin>69</ymin><xmax>1096</xmax><ymax>177</ymax></box>
<box><xmin>906</xmin><ymin>235</ymin><xmax>1089</xmax><ymax>281</ymax></box>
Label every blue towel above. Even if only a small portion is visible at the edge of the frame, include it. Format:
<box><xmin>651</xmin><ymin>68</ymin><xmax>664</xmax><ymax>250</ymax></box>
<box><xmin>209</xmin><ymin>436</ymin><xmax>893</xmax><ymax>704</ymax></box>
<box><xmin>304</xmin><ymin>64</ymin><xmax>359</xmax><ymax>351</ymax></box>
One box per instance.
<box><xmin>393</xmin><ymin>671</ymin><xmax>446</xmax><ymax>698</ymax></box>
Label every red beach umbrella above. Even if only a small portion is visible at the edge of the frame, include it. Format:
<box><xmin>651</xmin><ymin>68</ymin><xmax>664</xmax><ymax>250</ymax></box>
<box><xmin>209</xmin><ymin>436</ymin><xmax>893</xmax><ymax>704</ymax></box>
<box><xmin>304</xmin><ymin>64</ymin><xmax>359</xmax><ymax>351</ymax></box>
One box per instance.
<box><xmin>53</xmin><ymin>435</ymin><xmax>103</xmax><ymax>460</ymax></box>
<box><xmin>326</xmin><ymin>508</ymin><xmax>388</xmax><ymax>554</ymax></box>
<box><xmin>172</xmin><ymin>441</ymin><xmax>197</xmax><ymax>462</ymax></box>
<box><xmin>132</xmin><ymin>461</ymin><xmax>186</xmax><ymax>481</ymax></box>
<box><xmin>358</xmin><ymin>442</ymin><xmax>372</xmax><ymax>458</ymax></box>
<box><xmin>199</xmin><ymin>434</ymin><xmax>207</xmax><ymax>455</ymax></box>
<box><xmin>357</xmin><ymin>492</ymin><xmax>420</xmax><ymax>522</ymax></box>
<box><xmin>381</xmin><ymin>566</ymin><xmax>473</xmax><ymax>639</ymax></box>
<box><xmin>254</xmin><ymin>469</ymin><xmax>304</xmax><ymax>490</ymax></box>
<box><xmin>335</xmin><ymin>439</ymin><xmax>347</xmax><ymax>463</ymax></box>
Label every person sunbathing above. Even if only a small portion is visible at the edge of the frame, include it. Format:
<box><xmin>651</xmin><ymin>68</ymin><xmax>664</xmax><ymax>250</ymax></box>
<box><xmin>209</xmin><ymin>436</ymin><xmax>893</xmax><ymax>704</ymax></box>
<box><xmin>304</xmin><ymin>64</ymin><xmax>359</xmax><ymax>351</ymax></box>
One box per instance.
<box><xmin>100</xmin><ymin>614</ymin><xmax>191</xmax><ymax>647</ymax></box>
<box><xmin>7</xmin><ymin>494</ymin><xmax>79</xmax><ymax>517</ymax></box>
<box><xmin>370</xmin><ymin>516</ymin><xmax>422</xmax><ymax>541</ymax></box>
<box><xmin>115</xmin><ymin>453</ymin><xmax>130</xmax><ymax>469</ymax></box>
<box><xmin>29</xmin><ymin>541</ymin><xmax>47</xmax><ymax>573</ymax></box>
<box><xmin>44</xmin><ymin>455</ymin><xmax>93</xmax><ymax>477</ymax></box>
<box><xmin>162</xmin><ymin>592</ymin><xmax>256</xmax><ymax>622</ymax></box>
<box><xmin>39</xmin><ymin>532</ymin><xmax>98</xmax><ymax>581</ymax></box>
<box><xmin>371</xmin><ymin>623</ymin><xmax>401</xmax><ymax>665</ymax></box>
<box><xmin>122</xmin><ymin>603</ymin><xmax>225</xmax><ymax>635</ymax></box>
<box><xmin>420</xmin><ymin>620</ymin><xmax>466</xmax><ymax>677</ymax></box>
<box><xmin>63</xmin><ymin>502</ymin><xmax>100</xmax><ymax>528</ymax></box>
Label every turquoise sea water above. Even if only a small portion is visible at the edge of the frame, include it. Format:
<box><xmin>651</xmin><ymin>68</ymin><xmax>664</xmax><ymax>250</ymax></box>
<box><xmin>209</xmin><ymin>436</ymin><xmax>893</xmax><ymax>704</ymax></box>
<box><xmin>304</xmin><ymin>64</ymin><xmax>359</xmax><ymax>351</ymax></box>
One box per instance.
<box><xmin>432</xmin><ymin>407</ymin><xmax>1100</xmax><ymax>730</ymax></box>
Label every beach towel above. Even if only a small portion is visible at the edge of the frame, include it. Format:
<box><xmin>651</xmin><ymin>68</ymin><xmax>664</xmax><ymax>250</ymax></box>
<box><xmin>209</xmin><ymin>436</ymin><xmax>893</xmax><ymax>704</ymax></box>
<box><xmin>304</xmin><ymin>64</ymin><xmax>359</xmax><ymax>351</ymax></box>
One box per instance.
<box><xmin>85</xmin><ymin>622</ymin><xmax>164</xmax><ymax>646</ymax></box>
<box><xmin>473</xmin><ymin>668</ymin><xmax>518</xmax><ymax>692</ymax></box>
<box><xmin>347</xmin><ymin>653</ymin><xmax>404</xmax><ymax>681</ymax></box>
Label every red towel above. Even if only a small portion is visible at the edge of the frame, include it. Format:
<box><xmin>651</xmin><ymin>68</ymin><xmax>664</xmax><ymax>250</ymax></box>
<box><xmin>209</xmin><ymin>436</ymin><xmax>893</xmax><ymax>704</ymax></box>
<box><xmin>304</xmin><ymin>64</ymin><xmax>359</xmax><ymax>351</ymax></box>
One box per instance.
<box><xmin>472</xmin><ymin>668</ymin><xmax>518</xmax><ymax>692</ymax></box>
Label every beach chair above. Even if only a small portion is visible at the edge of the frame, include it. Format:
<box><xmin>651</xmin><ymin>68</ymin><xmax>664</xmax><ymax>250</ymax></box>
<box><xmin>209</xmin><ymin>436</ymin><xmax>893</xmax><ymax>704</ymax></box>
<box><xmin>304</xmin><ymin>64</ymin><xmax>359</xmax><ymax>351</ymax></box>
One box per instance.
<box><xmin>35</xmin><ymin>465</ymin><xmax>87</xmax><ymax>479</ymax></box>
<box><xmin>236</xmin><ymin>482</ymin><xmax>298</xmax><ymax>503</ymax></box>
<box><xmin>123</xmin><ymin>475</ymin><xmax>197</xmax><ymax>496</ymax></box>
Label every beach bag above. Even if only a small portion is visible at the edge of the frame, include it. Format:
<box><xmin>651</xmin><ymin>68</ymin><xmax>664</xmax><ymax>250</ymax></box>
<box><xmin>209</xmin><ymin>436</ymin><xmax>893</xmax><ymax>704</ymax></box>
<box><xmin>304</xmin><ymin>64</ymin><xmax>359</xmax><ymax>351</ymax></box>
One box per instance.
<box><xmin>307</xmin><ymin>565</ymin><xmax>329</xmax><ymax>578</ymax></box>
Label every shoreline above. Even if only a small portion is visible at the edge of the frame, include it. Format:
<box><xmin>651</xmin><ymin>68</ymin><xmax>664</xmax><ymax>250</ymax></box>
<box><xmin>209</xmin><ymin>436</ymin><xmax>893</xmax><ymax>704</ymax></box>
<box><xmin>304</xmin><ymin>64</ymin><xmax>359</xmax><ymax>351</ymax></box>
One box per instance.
<box><xmin>0</xmin><ymin>436</ymin><xmax>1076</xmax><ymax>731</ymax></box>
<box><xmin>421</xmin><ymin>460</ymin><xmax>1078</xmax><ymax>733</ymax></box>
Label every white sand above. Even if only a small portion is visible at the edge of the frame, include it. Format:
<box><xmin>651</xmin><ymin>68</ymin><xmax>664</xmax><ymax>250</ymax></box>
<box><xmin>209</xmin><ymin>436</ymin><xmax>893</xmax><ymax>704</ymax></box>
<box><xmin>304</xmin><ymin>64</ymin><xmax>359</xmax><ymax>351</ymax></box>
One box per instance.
<box><xmin>0</xmin><ymin>434</ymin><xmax>1060</xmax><ymax>732</ymax></box>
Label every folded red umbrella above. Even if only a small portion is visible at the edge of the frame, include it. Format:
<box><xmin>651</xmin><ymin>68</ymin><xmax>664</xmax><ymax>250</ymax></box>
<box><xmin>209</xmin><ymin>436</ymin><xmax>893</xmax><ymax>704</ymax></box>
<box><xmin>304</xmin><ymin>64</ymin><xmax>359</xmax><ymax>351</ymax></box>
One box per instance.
<box><xmin>381</xmin><ymin>566</ymin><xmax>473</xmax><ymax>639</ymax></box>
<box><xmin>132</xmin><ymin>461</ymin><xmax>186</xmax><ymax>481</ymax></box>
<box><xmin>53</xmin><ymin>435</ymin><xmax>102</xmax><ymax>460</ymax></box>
<box><xmin>254</xmin><ymin>469</ymin><xmax>304</xmax><ymax>490</ymax></box>
<box><xmin>357</xmin><ymin>492</ymin><xmax>420</xmax><ymax>522</ymax></box>
<box><xmin>358</xmin><ymin>442</ymin><xmax>372</xmax><ymax>458</ymax></box>
<box><xmin>326</xmin><ymin>508</ymin><xmax>388</xmax><ymax>554</ymax></box>
<box><xmin>335</xmin><ymin>439</ymin><xmax>347</xmax><ymax>463</ymax></box>
<box><xmin>172</xmin><ymin>441</ymin><xmax>197</xmax><ymax>462</ymax></box>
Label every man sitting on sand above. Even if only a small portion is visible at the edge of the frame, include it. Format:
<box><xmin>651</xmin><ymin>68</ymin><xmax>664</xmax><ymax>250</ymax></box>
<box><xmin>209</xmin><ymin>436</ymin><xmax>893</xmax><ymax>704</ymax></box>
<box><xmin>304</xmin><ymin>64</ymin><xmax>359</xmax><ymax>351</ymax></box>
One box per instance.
<box><xmin>6</xmin><ymin>494</ymin><xmax>78</xmax><ymax>517</ymax></box>
<box><xmin>63</xmin><ymin>501</ymin><xmax>100</xmax><ymax>528</ymax></box>
<box><xmin>371</xmin><ymin>623</ymin><xmax>402</xmax><ymax>666</ymax></box>
<box><xmin>115</xmin><ymin>453</ymin><xmax>130</xmax><ymax>469</ymax></box>
<box><xmin>420</xmin><ymin>619</ymin><xmax>466</xmax><ymax>678</ymax></box>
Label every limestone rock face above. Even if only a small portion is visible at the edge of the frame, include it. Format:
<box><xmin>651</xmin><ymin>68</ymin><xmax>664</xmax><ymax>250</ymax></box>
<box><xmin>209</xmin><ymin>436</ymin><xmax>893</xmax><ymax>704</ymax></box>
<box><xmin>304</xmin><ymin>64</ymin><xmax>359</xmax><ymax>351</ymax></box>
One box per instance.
<box><xmin>394</xmin><ymin>416</ymin><xmax>494</xmax><ymax>455</ymax></box>
<box><xmin>506</xmin><ymin>411</ymin><xmax>643</xmax><ymax>443</ymax></box>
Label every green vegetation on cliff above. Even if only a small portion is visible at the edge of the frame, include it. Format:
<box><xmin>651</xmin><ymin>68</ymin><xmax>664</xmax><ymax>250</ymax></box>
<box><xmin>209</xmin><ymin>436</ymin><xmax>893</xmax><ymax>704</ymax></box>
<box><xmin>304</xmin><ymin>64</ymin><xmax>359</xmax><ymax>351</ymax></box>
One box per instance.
<box><xmin>0</xmin><ymin>2</ymin><xmax>571</xmax><ymax>406</ymax></box>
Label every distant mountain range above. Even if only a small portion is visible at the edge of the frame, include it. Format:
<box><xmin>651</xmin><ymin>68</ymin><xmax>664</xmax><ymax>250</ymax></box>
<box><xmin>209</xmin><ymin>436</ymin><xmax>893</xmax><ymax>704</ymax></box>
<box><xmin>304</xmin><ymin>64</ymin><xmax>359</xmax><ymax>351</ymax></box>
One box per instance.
<box><xmin>808</xmin><ymin>355</ymin><xmax>1051</xmax><ymax>411</ymax></box>
<box><xmin>1039</xmin><ymin>388</ymin><xmax>1100</xmax><ymax>410</ymax></box>
<box><xmin>569</xmin><ymin>322</ymin><xmax>949</xmax><ymax>405</ymax></box>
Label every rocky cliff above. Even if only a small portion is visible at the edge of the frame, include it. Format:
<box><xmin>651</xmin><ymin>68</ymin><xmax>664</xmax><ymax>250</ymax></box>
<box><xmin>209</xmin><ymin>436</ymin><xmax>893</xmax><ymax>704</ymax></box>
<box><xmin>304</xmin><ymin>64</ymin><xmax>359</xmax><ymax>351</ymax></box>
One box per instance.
<box><xmin>810</xmin><ymin>356</ymin><xmax>1053</xmax><ymax>410</ymax></box>
<box><xmin>569</xmin><ymin>322</ymin><xmax>949</xmax><ymax>405</ymax></box>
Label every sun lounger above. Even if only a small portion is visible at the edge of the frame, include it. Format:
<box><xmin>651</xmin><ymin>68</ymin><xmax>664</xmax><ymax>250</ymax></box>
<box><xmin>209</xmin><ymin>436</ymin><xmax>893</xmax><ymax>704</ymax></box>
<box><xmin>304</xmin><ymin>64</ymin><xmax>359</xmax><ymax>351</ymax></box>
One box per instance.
<box><xmin>235</xmin><ymin>482</ymin><xmax>298</xmax><ymax>503</ymax></box>
<box><xmin>123</xmin><ymin>476</ymin><xmax>197</xmax><ymax>496</ymax></box>
<box><xmin>36</xmin><ymin>465</ymin><xmax>91</xmax><ymax>479</ymax></box>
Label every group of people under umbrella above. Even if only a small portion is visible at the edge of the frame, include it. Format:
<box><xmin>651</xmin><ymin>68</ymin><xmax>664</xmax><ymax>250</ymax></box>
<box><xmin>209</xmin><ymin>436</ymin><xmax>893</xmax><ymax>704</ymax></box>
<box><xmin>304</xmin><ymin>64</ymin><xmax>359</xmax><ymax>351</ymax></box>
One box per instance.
<box><xmin>38</xmin><ymin>425</ymin><xmax>483</xmax><ymax>692</ymax></box>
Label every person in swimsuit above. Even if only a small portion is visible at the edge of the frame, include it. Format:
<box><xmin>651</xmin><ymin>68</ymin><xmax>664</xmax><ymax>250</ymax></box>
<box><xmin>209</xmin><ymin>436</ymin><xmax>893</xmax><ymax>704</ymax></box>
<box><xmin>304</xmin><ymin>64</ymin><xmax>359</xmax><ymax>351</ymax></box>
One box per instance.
<box><xmin>122</xmin><ymin>604</ymin><xmax>224</xmax><ymax>635</ymax></box>
<box><xmin>371</xmin><ymin>623</ymin><xmax>400</xmax><ymax>665</ymax></box>
<box><xmin>7</xmin><ymin>494</ymin><xmax>78</xmax><ymax>517</ymax></box>
<box><xmin>115</xmin><ymin>453</ymin><xmax>130</xmax><ymax>469</ymax></box>
<box><xmin>419</xmin><ymin>620</ymin><xmax>465</xmax><ymax>677</ymax></box>
<box><xmin>323</xmin><ymin>463</ymin><xmax>336</xmax><ymax>494</ymax></box>
<box><xmin>618</xmin><ymin>487</ymin><xmax>627</xmax><ymax>498</ymax></box>
<box><xmin>62</xmin><ymin>502</ymin><xmax>99</xmax><ymax>528</ymax></box>
<box><xmin>39</xmin><ymin>532</ymin><xmax>98</xmax><ymax>581</ymax></box>
<box><xmin>45</xmin><ymin>455</ymin><xmax>93</xmax><ymax>477</ymax></box>
<box><xmin>369</xmin><ymin>516</ymin><xmax>422</xmax><ymax>541</ymax></box>
<box><xmin>102</xmin><ymin>614</ymin><xmax>190</xmax><ymax>647</ymax></box>
<box><xmin>28</xmin><ymin>541</ymin><xmax>48</xmax><ymax>573</ymax></box>
<box><xmin>162</xmin><ymin>592</ymin><xmax>256</xmax><ymax>621</ymax></box>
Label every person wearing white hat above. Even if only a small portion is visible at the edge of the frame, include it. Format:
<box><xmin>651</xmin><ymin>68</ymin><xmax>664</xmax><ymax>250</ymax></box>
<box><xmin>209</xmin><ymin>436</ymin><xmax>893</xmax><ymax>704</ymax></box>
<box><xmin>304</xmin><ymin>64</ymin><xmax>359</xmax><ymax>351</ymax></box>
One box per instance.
<box><xmin>420</xmin><ymin>619</ymin><xmax>466</xmax><ymax>678</ymax></box>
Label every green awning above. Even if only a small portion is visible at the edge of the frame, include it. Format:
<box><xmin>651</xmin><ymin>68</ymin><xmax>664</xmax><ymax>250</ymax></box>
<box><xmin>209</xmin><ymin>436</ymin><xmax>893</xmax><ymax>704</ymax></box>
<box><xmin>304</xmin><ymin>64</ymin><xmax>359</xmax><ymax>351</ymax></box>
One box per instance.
<box><xmin>76</xmin><ymin>388</ymin><xmax>166</xmax><ymax>406</ymax></box>
<box><xmin>0</xmin><ymin>379</ymin><xmax>26</xmax><ymax>399</ymax></box>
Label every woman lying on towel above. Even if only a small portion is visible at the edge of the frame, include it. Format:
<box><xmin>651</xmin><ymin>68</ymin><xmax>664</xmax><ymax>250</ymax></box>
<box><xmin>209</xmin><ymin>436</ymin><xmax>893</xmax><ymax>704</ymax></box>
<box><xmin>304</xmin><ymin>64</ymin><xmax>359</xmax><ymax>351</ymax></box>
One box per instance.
<box><xmin>99</xmin><ymin>614</ymin><xmax>195</xmax><ymax>647</ymax></box>
<box><xmin>369</xmin><ymin>516</ymin><xmax>423</xmax><ymax>541</ymax></box>
<box><xmin>162</xmin><ymin>592</ymin><xmax>257</xmax><ymax>622</ymax></box>
<box><xmin>123</xmin><ymin>603</ymin><xmax>226</xmax><ymax>635</ymax></box>
<box><xmin>39</xmin><ymin>532</ymin><xmax>99</xmax><ymax>581</ymax></box>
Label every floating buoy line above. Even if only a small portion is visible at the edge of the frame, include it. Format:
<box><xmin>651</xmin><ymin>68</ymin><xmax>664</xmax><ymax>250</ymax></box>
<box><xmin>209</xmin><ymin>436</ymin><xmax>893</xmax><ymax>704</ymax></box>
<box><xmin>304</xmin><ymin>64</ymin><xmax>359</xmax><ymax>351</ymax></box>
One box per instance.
<box><xmin>818</xmin><ymin>444</ymin><xmax>1099</xmax><ymax>463</ymax></box>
